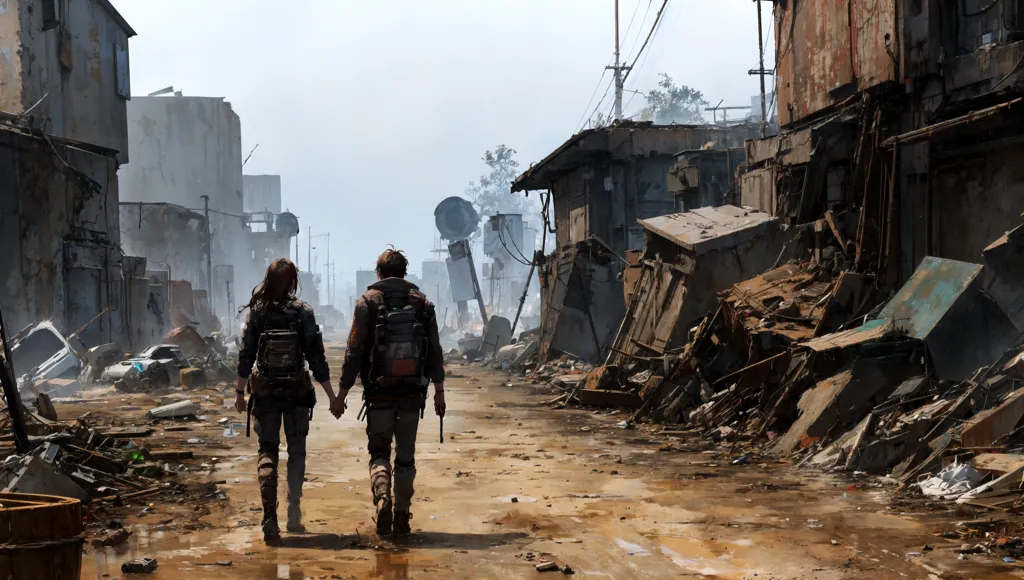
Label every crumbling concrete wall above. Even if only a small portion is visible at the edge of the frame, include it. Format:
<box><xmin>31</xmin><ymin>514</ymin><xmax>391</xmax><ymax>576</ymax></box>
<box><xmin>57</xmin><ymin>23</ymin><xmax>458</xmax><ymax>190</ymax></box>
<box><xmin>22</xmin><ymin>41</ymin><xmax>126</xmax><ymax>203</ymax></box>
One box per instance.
<box><xmin>120</xmin><ymin>96</ymin><xmax>247</xmax><ymax>315</ymax></box>
<box><xmin>931</xmin><ymin>146</ymin><xmax>1024</xmax><ymax>268</ymax></box>
<box><xmin>0</xmin><ymin>128</ymin><xmax>122</xmax><ymax>347</ymax></box>
<box><xmin>243</xmin><ymin>175</ymin><xmax>282</xmax><ymax>214</ymax></box>
<box><xmin>119</xmin><ymin>204</ymin><xmax>206</xmax><ymax>292</ymax></box>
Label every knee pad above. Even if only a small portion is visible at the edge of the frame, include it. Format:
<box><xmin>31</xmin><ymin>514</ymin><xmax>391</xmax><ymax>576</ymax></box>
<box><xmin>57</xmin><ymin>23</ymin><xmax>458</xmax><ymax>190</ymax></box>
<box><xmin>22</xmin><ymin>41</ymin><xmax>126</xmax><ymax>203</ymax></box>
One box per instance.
<box><xmin>394</xmin><ymin>458</ymin><xmax>415</xmax><ymax>469</ymax></box>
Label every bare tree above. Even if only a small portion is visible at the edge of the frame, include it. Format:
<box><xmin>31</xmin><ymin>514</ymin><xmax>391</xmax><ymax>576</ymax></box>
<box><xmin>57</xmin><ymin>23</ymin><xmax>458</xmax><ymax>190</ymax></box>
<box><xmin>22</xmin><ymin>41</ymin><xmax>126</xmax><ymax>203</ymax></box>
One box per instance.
<box><xmin>465</xmin><ymin>145</ymin><xmax>538</xmax><ymax>223</ymax></box>
<box><xmin>641</xmin><ymin>74</ymin><xmax>709</xmax><ymax>125</ymax></box>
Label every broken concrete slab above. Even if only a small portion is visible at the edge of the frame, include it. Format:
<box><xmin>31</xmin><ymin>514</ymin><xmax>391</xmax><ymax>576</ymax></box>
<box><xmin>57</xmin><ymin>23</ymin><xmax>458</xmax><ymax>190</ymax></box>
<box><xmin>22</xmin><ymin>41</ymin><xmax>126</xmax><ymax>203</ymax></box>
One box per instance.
<box><xmin>2</xmin><ymin>455</ymin><xmax>89</xmax><ymax>502</ymax></box>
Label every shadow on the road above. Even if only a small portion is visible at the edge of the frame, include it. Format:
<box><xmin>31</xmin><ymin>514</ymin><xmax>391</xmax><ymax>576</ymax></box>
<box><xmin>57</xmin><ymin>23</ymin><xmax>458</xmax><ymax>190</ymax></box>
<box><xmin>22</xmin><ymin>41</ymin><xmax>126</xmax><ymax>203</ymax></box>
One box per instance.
<box><xmin>278</xmin><ymin>533</ymin><xmax>365</xmax><ymax>550</ymax></box>
<box><xmin>277</xmin><ymin>531</ymin><xmax>528</xmax><ymax>551</ymax></box>
<box><xmin>396</xmin><ymin>531</ymin><xmax>529</xmax><ymax>550</ymax></box>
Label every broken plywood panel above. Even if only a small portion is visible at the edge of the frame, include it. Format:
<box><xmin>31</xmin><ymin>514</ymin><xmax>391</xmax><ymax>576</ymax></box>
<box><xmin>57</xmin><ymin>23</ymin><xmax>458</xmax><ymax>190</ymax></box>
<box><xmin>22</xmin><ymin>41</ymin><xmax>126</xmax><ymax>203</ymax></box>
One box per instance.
<box><xmin>961</xmin><ymin>388</ymin><xmax>1024</xmax><ymax>449</ymax></box>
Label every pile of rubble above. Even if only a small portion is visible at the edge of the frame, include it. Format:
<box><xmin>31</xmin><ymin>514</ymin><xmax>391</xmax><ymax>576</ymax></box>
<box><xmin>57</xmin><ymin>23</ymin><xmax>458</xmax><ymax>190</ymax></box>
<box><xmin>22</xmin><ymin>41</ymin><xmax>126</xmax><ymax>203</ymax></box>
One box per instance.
<box><xmin>13</xmin><ymin>322</ymin><xmax>236</xmax><ymax>399</ymax></box>
<box><xmin>0</xmin><ymin>396</ymin><xmax>222</xmax><ymax>506</ymax></box>
<box><xmin>536</xmin><ymin>209</ymin><xmax>1024</xmax><ymax>516</ymax></box>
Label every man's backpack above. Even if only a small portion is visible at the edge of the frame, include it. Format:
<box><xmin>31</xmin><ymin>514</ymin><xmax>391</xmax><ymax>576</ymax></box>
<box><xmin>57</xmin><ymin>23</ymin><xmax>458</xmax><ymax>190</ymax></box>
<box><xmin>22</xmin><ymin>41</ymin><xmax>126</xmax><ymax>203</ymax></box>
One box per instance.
<box><xmin>371</xmin><ymin>294</ymin><xmax>428</xmax><ymax>389</ymax></box>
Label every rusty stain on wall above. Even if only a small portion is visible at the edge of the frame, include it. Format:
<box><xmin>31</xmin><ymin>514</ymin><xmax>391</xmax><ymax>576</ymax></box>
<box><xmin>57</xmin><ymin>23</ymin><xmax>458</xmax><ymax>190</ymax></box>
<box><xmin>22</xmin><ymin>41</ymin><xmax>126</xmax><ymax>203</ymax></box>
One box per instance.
<box><xmin>776</xmin><ymin>0</ymin><xmax>897</xmax><ymax>127</ymax></box>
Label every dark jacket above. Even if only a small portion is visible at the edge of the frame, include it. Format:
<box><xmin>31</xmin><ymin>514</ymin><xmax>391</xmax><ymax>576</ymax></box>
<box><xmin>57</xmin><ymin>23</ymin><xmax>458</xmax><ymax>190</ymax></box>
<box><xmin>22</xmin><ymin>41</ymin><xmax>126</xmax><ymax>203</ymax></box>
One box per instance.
<box><xmin>237</xmin><ymin>298</ymin><xmax>331</xmax><ymax>385</ymax></box>
<box><xmin>339</xmin><ymin>278</ymin><xmax>444</xmax><ymax>392</ymax></box>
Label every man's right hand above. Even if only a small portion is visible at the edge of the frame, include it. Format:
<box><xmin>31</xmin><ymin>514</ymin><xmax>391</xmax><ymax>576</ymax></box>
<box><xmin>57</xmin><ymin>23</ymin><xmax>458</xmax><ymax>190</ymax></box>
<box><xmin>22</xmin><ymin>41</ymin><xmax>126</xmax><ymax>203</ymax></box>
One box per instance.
<box><xmin>434</xmin><ymin>387</ymin><xmax>446</xmax><ymax>417</ymax></box>
<box><xmin>234</xmin><ymin>392</ymin><xmax>246</xmax><ymax>414</ymax></box>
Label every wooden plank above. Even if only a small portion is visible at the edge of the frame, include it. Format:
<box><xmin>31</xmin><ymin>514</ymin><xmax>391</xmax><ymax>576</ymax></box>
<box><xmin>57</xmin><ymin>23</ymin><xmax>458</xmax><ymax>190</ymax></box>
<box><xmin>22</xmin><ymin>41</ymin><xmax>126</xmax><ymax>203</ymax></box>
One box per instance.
<box><xmin>972</xmin><ymin>453</ymin><xmax>1024</xmax><ymax>476</ymax></box>
<box><xmin>962</xmin><ymin>388</ymin><xmax>1024</xmax><ymax>448</ymax></box>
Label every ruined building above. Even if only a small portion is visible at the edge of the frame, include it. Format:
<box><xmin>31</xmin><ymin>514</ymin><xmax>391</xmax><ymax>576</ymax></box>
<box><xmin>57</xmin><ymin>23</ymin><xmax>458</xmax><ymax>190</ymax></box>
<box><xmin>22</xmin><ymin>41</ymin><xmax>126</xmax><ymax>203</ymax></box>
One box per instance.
<box><xmin>738</xmin><ymin>0</ymin><xmax>1024</xmax><ymax>324</ymax></box>
<box><xmin>512</xmin><ymin>123</ymin><xmax>759</xmax><ymax>362</ymax></box>
<box><xmin>119</xmin><ymin>94</ymin><xmax>248</xmax><ymax>327</ymax></box>
<box><xmin>0</xmin><ymin>0</ymin><xmax>138</xmax><ymax>347</ymax></box>
<box><xmin>242</xmin><ymin>174</ymin><xmax>300</xmax><ymax>299</ymax></box>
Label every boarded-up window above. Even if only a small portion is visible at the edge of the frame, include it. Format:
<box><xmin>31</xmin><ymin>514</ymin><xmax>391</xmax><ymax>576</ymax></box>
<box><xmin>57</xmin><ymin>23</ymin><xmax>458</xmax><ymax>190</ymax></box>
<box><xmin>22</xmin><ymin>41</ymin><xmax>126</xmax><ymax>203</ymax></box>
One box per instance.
<box><xmin>115</xmin><ymin>43</ymin><xmax>130</xmax><ymax>99</ymax></box>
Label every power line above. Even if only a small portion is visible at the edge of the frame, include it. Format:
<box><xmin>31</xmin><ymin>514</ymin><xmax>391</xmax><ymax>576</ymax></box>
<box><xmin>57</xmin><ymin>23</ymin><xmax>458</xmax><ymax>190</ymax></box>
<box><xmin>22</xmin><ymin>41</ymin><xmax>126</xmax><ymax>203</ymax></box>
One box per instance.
<box><xmin>621</xmin><ymin>0</ymin><xmax>669</xmax><ymax>86</ymax></box>
<box><xmin>621</xmin><ymin>0</ymin><xmax>647</xmax><ymax>50</ymax></box>
<box><xmin>584</xmin><ymin>76</ymin><xmax>616</xmax><ymax>129</ymax></box>
<box><xmin>574</xmin><ymin>64</ymin><xmax>612</xmax><ymax>134</ymax></box>
<box><xmin>624</xmin><ymin>0</ymin><xmax>654</xmax><ymax>62</ymax></box>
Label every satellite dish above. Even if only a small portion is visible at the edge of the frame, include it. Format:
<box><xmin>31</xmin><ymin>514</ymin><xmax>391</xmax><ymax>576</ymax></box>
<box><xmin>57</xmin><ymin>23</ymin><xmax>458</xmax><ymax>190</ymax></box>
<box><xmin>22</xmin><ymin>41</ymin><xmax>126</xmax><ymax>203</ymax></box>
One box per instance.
<box><xmin>434</xmin><ymin>196</ymin><xmax>479</xmax><ymax>241</ymax></box>
<box><xmin>275</xmin><ymin>212</ymin><xmax>300</xmax><ymax>236</ymax></box>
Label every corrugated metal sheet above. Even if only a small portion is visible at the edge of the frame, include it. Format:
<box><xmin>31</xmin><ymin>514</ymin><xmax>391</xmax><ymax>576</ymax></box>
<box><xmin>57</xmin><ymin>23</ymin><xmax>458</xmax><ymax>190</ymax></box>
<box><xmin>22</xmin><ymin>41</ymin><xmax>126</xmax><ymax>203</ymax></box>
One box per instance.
<box><xmin>776</xmin><ymin>0</ymin><xmax>897</xmax><ymax>127</ymax></box>
<box><xmin>877</xmin><ymin>256</ymin><xmax>982</xmax><ymax>340</ymax></box>
<box><xmin>638</xmin><ymin>205</ymin><xmax>776</xmax><ymax>254</ymax></box>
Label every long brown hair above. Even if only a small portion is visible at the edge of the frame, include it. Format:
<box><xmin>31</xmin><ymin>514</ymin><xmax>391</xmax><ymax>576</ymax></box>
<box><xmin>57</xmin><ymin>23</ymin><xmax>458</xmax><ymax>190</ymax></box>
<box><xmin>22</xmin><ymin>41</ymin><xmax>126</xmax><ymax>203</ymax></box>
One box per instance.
<box><xmin>241</xmin><ymin>258</ymin><xmax>299</xmax><ymax>312</ymax></box>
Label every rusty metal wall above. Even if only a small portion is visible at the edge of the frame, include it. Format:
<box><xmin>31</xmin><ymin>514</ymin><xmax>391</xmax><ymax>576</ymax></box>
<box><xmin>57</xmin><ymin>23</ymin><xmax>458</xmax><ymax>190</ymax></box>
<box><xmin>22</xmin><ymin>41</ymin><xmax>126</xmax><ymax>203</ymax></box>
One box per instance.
<box><xmin>776</xmin><ymin>0</ymin><xmax>897</xmax><ymax>127</ymax></box>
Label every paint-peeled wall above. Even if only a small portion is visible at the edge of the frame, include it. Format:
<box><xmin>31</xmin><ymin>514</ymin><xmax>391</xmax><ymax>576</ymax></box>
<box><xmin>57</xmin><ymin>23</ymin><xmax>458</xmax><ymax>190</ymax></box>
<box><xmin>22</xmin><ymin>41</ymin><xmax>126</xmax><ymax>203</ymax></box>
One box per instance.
<box><xmin>0</xmin><ymin>0</ymin><xmax>133</xmax><ymax>161</ymax></box>
<box><xmin>119</xmin><ymin>96</ymin><xmax>248</xmax><ymax>314</ymax></box>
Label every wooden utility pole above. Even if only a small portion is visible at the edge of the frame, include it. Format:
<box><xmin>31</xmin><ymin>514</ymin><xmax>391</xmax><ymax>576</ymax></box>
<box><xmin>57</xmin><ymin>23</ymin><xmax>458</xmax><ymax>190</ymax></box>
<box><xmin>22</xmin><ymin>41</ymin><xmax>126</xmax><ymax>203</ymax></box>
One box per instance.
<box><xmin>606</xmin><ymin>0</ymin><xmax>630</xmax><ymax>120</ymax></box>
<box><xmin>748</xmin><ymin>1</ymin><xmax>776</xmax><ymax>137</ymax></box>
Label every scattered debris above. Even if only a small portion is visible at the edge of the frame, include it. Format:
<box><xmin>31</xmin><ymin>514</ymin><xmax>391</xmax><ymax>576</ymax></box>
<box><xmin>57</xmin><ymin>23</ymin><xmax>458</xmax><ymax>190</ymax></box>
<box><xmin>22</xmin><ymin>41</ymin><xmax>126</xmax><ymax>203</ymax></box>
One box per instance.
<box><xmin>122</xmin><ymin>557</ymin><xmax>158</xmax><ymax>574</ymax></box>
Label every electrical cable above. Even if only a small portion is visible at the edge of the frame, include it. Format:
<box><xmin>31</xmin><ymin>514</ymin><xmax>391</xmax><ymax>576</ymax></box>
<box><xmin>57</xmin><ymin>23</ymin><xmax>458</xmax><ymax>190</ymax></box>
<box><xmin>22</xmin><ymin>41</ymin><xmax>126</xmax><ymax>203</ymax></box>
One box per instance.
<box><xmin>621</xmin><ymin>0</ymin><xmax>648</xmax><ymax>53</ymax></box>
<box><xmin>574</xmin><ymin>65</ymin><xmax>612</xmax><ymax>134</ymax></box>
<box><xmin>502</xmin><ymin>223</ymin><xmax>532</xmax><ymax>264</ymax></box>
<box><xmin>624</xmin><ymin>0</ymin><xmax>655</xmax><ymax>63</ymax></box>
<box><xmin>497</xmin><ymin>225</ymin><xmax>532</xmax><ymax>266</ymax></box>
<box><xmin>621</xmin><ymin>0</ymin><xmax>669</xmax><ymax>86</ymax></box>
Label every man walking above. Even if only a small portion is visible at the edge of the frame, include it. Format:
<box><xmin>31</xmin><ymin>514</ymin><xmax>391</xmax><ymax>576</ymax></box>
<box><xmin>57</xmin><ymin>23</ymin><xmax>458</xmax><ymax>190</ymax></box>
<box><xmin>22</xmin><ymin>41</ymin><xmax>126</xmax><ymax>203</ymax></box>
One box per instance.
<box><xmin>338</xmin><ymin>247</ymin><xmax>445</xmax><ymax>536</ymax></box>
<box><xmin>235</xmin><ymin>258</ymin><xmax>345</xmax><ymax>544</ymax></box>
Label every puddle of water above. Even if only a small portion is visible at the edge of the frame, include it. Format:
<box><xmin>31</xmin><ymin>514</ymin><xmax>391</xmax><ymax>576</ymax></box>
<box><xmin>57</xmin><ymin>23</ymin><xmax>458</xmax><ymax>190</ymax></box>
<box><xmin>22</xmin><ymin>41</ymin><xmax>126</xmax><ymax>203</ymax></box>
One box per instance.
<box><xmin>660</xmin><ymin>545</ymin><xmax>719</xmax><ymax>576</ymax></box>
<box><xmin>614</xmin><ymin>538</ymin><xmax>651</xmax><ymax>556</ymax></box>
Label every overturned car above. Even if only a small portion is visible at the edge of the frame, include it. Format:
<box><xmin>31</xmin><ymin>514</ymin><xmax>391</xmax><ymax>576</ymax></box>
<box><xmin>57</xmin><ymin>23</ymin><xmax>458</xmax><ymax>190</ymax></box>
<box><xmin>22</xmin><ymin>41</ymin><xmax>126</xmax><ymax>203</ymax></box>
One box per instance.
<box><xmin>102</xmin><ymin>344</ymin><xmax>190</xmax><ymax>390</ymax></box>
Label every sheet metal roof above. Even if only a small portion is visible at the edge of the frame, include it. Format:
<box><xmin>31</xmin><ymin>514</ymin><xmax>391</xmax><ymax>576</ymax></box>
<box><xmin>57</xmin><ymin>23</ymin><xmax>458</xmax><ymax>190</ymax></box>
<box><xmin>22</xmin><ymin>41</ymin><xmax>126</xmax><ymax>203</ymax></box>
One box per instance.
<box><xmin>877</xmin><ymin>257</ymin><xmax>983</xmax><ymax>340</ymax></box>
<box><xmin>638</xmin><ymin>205</ymin><xmax>777</xmax><ymax>255</ymax></box>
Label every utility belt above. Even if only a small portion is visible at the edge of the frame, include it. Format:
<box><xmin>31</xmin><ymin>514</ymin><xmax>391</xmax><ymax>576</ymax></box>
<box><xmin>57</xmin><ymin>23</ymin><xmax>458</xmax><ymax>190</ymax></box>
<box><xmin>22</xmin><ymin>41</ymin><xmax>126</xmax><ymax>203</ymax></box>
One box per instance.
<box><xmin>358</xmin><ymin>377</ymin><xmax>427</xmax><ymax>418</ymax></box>
<box><xmin>250</xmin><ymin>369</ymin><xmax>316</xmax><ymax>409</ymax></box>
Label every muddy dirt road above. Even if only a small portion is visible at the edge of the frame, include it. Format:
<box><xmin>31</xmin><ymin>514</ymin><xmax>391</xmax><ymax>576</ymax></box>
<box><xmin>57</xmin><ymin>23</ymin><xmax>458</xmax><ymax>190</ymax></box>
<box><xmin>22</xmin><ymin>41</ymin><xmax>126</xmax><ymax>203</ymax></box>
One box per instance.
<box><xmin>83</xmin><ymin>364</ymin><xmax>1020</xmax><ymax>579</ymax></box>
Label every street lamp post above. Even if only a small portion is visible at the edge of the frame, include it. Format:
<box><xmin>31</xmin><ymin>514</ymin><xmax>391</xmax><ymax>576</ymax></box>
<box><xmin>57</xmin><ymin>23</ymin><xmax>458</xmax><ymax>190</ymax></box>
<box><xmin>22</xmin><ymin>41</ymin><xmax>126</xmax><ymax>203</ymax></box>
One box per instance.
<box><xmin>309</xmin><ymin>231</ymin><xmax>330</xmax><ymax>305</ymax></box>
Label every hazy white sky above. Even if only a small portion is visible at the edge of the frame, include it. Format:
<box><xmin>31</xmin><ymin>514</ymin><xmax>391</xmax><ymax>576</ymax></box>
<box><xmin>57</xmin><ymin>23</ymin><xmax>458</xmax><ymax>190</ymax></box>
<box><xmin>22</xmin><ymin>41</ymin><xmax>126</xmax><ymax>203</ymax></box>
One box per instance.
<box><xmin>114</xmin><ymin>0</ymin><xmax>774</xmax><ymax>291</ymax></box>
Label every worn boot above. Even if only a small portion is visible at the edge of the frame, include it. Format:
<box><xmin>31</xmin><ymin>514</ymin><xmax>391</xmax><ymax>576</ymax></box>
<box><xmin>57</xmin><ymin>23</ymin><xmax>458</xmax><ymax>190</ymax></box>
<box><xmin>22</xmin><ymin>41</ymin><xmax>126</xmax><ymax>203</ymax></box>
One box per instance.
<box><xmin>258</xmin><ymin>455</ymin><xmax>280</xmax><ymax>545</ymax></box>
<box><xmin>392</xmin><ymin>509</ymin><xmax>411</xmax><ymax>535</ymax></box>
<box><xmin>370</xmin><ymin>461</ymin><xmax>393</xmax><ymax>536</ymax></box>
<box><xmin>286</xmin><ymin>502</ymin><xmax>304</xmax><ymax>533</ymax></box>
<box><xmin>375</xmin><ymin>498</ymin><xmax>394</xmax><ymax>536</ymax></box>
